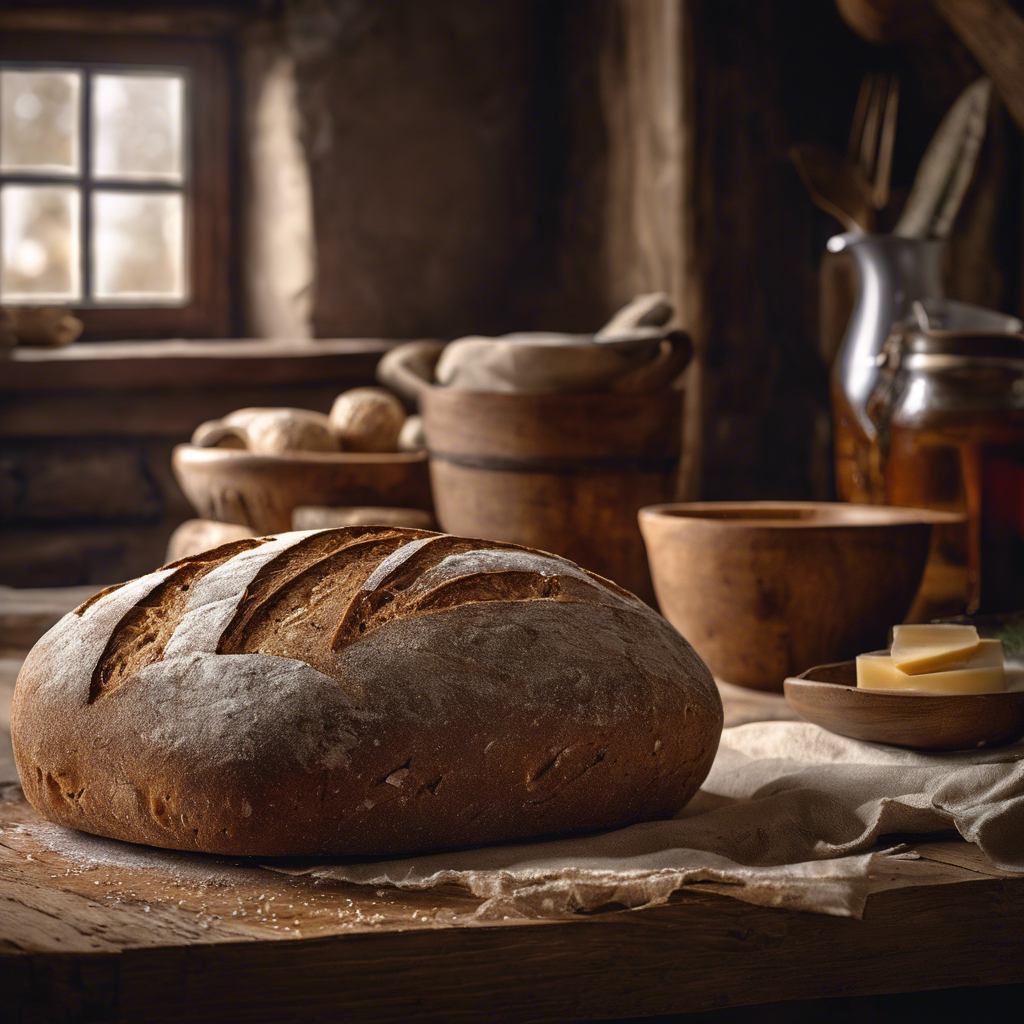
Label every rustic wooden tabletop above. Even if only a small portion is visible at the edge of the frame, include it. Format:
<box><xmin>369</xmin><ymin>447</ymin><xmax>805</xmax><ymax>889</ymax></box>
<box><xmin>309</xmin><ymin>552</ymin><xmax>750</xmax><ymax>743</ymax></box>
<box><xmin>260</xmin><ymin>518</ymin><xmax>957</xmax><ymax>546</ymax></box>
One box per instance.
<box><xmin>2</xmin><ymin>587</ymin><xmax>1024</xmax><ymax>1023</ymax></box>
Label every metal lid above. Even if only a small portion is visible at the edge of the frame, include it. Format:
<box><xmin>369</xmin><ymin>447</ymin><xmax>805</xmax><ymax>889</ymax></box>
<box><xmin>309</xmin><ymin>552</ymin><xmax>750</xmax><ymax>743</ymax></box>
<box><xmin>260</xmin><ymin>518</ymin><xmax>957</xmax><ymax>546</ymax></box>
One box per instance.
<box><xmin>903</xmin><ymin>328</ymin><xmax>1024</xmax><ymax>358</ymax></box>
<box><xmin>885</xmin><ymin>328</ymin><xmax>1024</xmax><ymax>372</ymax></box>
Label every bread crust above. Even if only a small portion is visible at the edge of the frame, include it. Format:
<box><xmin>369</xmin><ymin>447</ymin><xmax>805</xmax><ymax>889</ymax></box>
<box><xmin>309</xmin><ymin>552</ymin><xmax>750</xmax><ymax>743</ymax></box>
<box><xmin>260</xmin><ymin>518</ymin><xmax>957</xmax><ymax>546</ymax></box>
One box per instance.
<box><xmin>12</xmin><ymin>528</ymin><xmax>722</xmax><ymax>857</ymax></box>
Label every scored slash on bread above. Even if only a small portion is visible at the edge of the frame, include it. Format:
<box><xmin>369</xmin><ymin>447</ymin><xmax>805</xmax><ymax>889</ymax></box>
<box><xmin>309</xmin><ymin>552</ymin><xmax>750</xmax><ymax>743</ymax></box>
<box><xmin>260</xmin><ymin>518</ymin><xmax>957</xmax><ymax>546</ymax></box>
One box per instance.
<box><xmin>12</xmin><ymin>528</ymin><xmax>722</xmax><ymax>858</ymax></box>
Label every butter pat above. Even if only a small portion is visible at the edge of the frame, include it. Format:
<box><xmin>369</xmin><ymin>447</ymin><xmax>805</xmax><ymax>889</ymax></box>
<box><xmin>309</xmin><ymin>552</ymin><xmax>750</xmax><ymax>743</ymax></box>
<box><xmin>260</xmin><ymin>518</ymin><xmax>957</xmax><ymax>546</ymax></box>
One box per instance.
<box><xmin>890</xmin><ymin>623</ymin><xmax>980</xmax><ymax>675</ymax></box>
<box><xmin>857</xmin><ymin>638</ymin><xmax>1006</xmax><ymax>694</ymax></box>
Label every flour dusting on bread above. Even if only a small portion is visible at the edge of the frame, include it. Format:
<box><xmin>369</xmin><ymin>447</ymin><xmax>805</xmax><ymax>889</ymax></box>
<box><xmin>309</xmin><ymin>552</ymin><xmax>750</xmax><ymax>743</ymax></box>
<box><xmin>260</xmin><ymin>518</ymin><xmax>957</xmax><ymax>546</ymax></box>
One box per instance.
<box><xmin>12</xmin><ymin>527</ymin><xmax>723</xmax><ymax>857</ymax></box>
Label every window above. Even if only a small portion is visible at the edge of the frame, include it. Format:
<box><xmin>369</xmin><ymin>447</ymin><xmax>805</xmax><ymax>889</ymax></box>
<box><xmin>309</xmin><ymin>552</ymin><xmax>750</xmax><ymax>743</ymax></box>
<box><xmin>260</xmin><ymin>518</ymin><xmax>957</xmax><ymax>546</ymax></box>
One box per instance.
<box><xmin>1</xmin><ymin>66</ymin><xmax>187</xmax><ymax>305</ymax></box>
<box><xmin>0</xmin><ymin>32</ymin><xmax>231</xmax><ymax>338</ymax></box>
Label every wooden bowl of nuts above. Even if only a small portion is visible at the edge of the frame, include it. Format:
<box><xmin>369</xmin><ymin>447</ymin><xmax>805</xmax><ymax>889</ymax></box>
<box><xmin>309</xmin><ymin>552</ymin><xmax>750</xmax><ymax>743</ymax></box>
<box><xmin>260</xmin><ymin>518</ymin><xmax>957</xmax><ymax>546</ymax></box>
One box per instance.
<box><xmin>172</xmin><ymin>390</ymin><xmax>433</xmax><ymax>535</ymax></box>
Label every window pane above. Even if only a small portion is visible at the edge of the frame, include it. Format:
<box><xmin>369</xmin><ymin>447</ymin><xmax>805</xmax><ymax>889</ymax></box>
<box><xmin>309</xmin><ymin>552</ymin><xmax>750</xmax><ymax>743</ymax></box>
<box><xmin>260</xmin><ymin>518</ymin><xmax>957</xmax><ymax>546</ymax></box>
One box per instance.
<box><xmin>92</xmin><ymin>190</ymin><xmax>185</xmax><ymax>302</ymax></box>
<box><xmin>0</xmin><ymin>184</ymin><xmax>80</xmax><ymax>301</ymax></box>
<box><xmin>0</xmin><ymin>70</ymin><xmax>80</xmax><ymax>175</ymax></box>
<box><xmin>92</xmin><ymin>73</ymin><xmax>184</xmax><ymax>182</ymax></box>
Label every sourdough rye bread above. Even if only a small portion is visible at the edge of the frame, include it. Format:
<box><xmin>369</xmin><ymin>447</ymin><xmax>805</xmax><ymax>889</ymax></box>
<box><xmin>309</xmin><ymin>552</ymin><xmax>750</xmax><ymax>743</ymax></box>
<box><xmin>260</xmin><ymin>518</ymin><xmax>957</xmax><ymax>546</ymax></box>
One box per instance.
<box><xmin>12</xmin><ymin>528</ymin><xmax>723</xmax><ymax>857</ymax></box>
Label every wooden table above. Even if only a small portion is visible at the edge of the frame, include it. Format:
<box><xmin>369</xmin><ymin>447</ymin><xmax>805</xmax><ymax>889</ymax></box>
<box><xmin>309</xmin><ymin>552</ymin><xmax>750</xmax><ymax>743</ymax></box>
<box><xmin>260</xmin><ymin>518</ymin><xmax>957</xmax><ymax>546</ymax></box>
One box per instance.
<box><xmin>3</xmin><ymin>589</ymin><xmax>1024</xmax><ymax>1023</ymax></box>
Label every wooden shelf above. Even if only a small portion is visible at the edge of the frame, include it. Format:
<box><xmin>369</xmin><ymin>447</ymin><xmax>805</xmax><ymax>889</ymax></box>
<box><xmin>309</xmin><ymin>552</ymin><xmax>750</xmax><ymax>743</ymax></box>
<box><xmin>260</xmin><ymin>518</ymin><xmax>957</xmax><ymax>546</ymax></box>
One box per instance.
<box><xmin>2</xmin><ymin>339</ymin><xmax>400</xmax><ymax>393</ymax></box>
<box><xmin>1</xmin><ymin>339</ymin><xmax>406</xmax><ymax>438</ymax></box>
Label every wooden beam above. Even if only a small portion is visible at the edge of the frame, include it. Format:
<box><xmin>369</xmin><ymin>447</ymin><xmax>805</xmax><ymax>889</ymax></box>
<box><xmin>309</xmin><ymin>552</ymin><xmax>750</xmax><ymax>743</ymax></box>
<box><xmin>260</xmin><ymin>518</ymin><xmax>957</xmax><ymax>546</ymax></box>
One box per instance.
<box><xmin>0</xmin><ymin>6</ymin><xmax>254</xmax><ymax>38</ymax></box>
<box><xmin>606</xmin><ymin>0</ymin><xmax>702</xmax><ymax>498</ymax></box>
<box><xmin>931</xmin><ymin>0</ymin><xmax>1024</xmax><ymax>134</ymax></box>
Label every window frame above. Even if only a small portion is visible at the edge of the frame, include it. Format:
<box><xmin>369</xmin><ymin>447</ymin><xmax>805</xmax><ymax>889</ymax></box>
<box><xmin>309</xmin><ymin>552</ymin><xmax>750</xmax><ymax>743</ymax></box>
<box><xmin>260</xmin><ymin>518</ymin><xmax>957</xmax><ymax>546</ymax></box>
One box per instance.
<box><xmin>0</xmin><ymin>30</ymin><xmax>233</xmax><ymax>339</ymax></box>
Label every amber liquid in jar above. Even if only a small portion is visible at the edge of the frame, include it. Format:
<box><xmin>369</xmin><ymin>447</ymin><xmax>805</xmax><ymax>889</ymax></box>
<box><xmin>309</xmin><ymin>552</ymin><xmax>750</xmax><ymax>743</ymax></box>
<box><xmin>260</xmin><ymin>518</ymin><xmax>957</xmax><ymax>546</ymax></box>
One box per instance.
<box><xmin>886</xmin><ymin>413</ymin><xmax>1024</xmax><ymax>615</ymax></box>
<box><xmin>832</xmin><ymin>378</ymin><xmax>886</xmax><ymax>505</ymax></box>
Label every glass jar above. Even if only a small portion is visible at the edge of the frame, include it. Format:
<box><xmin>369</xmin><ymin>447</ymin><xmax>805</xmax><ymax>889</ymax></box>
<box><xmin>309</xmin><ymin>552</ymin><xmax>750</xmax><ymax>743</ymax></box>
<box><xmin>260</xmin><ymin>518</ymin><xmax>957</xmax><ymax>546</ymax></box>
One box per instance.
<box><xmin>872</xmin><ymin>328</ymin><xmax>1024</xmax><ymax>615</ymax></box>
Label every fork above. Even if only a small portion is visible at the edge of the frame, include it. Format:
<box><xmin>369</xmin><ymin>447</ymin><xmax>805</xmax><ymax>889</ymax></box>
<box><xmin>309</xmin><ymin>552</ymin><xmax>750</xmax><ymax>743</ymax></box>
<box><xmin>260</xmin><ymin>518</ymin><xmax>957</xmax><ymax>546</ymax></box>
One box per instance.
<box><xmin>848</xmin><ymin>72</ymin><xmax>900</xmax><ymax>213</ymax></box>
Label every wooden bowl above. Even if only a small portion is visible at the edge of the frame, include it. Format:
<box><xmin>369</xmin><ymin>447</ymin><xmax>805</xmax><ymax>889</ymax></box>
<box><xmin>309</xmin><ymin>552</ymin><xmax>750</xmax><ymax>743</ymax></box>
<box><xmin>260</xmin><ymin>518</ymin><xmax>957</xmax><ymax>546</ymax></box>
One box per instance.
<box><xmin>172</xmin><ymin>445</ymin><xmax>433</xmax><ymax>535</ymax></box>
<box><xmin>784</xmin><ymin>660</ymin><xmax>1024</xmax><ymax>751</ymax></box>
<box><xmin>638</xmin><ymin>502</ymin><xmax>964</xmax><ymax>692</ymax></box>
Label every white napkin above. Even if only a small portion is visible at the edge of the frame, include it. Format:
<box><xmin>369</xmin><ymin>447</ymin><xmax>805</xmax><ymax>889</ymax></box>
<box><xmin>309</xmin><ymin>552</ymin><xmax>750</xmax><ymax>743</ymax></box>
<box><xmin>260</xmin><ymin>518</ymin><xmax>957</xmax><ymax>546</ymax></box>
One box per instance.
<box><xmin>288</xmin><ymin>721</ymin><xmax>1024</xmax><ymax>919</ymax></box>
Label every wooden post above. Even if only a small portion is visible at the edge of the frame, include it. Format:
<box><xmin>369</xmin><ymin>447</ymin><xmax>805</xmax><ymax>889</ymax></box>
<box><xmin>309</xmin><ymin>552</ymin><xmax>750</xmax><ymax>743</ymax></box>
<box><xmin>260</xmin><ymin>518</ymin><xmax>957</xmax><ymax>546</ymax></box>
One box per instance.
<box><xmin>597</xmin><ymin>0</ymin><xmax>702</xmax><ymax>498</ymax></box>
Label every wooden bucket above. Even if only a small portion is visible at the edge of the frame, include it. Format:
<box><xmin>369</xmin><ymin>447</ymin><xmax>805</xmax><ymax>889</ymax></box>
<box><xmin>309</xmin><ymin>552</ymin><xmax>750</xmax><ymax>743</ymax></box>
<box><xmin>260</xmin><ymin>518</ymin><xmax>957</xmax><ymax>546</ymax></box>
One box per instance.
<box><xmin>420</xmin><ymin>387</ymin><xmax>683</xmax><ymax>602</ymax></box>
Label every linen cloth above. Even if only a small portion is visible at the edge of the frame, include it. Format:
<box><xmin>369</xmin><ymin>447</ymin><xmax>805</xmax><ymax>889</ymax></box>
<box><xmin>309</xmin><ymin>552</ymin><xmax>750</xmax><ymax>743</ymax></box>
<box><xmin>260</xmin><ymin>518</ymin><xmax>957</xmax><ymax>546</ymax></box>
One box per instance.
<box><xmin>433</xmin><ymin>332</ymin><xmax>664</xmax><ymax>394</ymax></box>
<box><xmin>288</xmin><ymin>720</ymin><xmax>1024</xmax><ymax>920</ymax></box>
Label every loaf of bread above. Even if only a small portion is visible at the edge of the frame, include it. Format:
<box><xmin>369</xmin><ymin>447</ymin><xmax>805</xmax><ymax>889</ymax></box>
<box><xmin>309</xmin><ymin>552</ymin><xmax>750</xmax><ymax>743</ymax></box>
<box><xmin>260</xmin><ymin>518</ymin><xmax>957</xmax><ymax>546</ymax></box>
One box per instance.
<box><xmin>329</xmin><ymin>387</ymin><xmax>406</xmax><ymax>452</ymax></box>
<box><xmin>12</xmin><ymin>528</ymin><xmax>722</xmax><ymax>857</ymax></box>
<box><xmin>165</xmin><ymin>519</ymin><xmax>257</xmax><ymax>562</ymax></box>
<box><xmin>220</xmin><ymin>407</ymin><xmax>339</xmax><ymax>455</ymax></box>
<box><xmin>190</xmin><ymin>420</ymin><xmax>248</xmax><ymax>449</ymax></box>
<box><xmin>291</xmin><ymin>505</ymin><xmax>436</xmax><ymax>531</ymax></box>
<box><xmin>396</xmin><ymin>413</ymin><xmax>426</xmax><ymax>452</ymax></box>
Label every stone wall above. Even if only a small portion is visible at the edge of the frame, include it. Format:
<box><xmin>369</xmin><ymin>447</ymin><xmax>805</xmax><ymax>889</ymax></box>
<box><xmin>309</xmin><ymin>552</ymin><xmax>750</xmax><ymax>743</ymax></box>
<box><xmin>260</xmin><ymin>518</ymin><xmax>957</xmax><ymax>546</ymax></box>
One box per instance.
<box><xmin>4</xmin><ymin>0</ymin><xmax>1022</xmax><ymax>592</ymax></box>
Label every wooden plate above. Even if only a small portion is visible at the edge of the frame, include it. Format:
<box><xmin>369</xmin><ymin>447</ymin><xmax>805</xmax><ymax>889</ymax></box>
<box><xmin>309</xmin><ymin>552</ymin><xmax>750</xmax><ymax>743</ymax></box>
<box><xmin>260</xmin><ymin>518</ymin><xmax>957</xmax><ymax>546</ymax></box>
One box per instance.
<box><xmin>783</xmin><ymin>660</ymin><xmax>1024</xmax><ymax>751</ymax></box>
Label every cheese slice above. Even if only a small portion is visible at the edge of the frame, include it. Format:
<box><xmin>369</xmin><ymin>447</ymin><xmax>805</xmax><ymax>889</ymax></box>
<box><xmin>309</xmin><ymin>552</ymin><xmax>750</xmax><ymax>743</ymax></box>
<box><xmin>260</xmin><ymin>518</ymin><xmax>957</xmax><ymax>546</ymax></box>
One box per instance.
<box><xmin>890</xmin><ymin>623</ymin><xmax>981</xmax><ymax>675</ymax></box>
<box><xmin>857</xmin><ymin>638</ymin><xmax>1006</xmax><ymax>694</ymax></box>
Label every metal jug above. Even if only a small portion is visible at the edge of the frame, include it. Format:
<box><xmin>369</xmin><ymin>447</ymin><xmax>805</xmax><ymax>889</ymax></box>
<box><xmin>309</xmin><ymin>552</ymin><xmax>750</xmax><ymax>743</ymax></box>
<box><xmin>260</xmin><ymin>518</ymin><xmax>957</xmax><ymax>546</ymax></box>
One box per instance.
<box><xmin>829</xmin><ymin>232</ymin><xmax>947</xmax><ymax>502</ymax></box>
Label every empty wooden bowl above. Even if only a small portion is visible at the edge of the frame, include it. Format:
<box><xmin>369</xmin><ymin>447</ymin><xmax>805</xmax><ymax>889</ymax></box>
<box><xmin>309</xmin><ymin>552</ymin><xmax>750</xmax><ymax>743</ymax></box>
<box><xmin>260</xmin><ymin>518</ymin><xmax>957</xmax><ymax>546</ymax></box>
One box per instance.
<box><xmin>172</xmin><ymin>445</ymin><xmax>433</xmax><ymax>535</ymax></box>
<box><xmin>784</xmin><ymin>660</ymin><xmax>1024</xmax><ymax>751</ymax></box>
<box><xmin>638</xmin><ymin>502</ymin><xmax>964</xmax><ymax>692</ymax></box>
